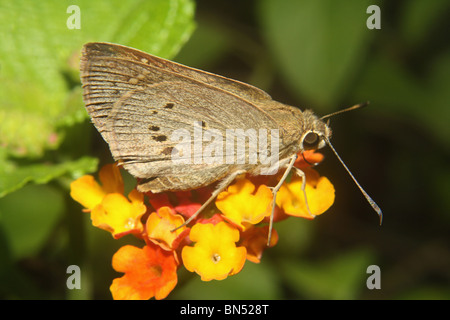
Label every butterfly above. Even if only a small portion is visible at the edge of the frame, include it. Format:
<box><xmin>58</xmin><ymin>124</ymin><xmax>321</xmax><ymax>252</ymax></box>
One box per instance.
<box><xmin>80</xmin><ymin>42</ymin><xmax>382</xmax><ymax>243</ymax></box>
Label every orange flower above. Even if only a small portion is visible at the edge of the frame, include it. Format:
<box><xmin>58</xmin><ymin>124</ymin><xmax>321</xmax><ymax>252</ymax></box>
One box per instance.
<box><xmin>98</xmin><ymin>163</ymin><xmax>124</xmax><ymax>194</ymax></box>
<box><xmin>146</xmin><ymin>188</ymin><xmax>213</xmax><ymax>222</ymax></box>
<box><xmin>216</xmin><ymin>178</ymin><xmax>273</xmax><ymax>231</ymax></box>
<box><xmin>146</xmin><ymin>206</ymin><xmax>188</xmax><ymax>250</ymax></box>
<box><xmin>239</xmin><ymin>226</ymin><xmax>278</xmax><ymax>264</ymax></box>
<box><xmin>71</xmin><ymin>153</ymin><xmax>335</xmax><ymax>300</ymax></box>
<box><xmin>182</xmin><ymin>222</ymin><xmax>247</xmax><ymax>281</ymax></box>
<box><xmin>295</xmin><ymin>150</ymin><xmax>324</xmax><ymax>169</ymax></box>
<box><xmin>110</xmin><ymin>243</ymin><xmax>178</xmax><ymax>300</ymax></box>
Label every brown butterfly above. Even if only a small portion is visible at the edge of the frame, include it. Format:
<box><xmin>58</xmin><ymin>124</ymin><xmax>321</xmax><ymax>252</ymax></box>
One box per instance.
<box><xmin>80</xmin><ymin>42</ymin><xmax>382</xmax><ymax>243</ymax></box>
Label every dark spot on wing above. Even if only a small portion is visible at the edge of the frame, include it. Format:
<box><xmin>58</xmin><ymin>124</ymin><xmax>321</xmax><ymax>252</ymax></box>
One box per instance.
<box><xmin>162</xmin><ymin>147</ymin><xmax>174</xmax><ymax>155</ymax></box>
<box><xmin>153</xmin><ymin>135</ymin><xmax>167</xmax><ymax>142</ymax></box>
<box><xmin>149</xmin><ymin>125</ymin><xmax>160</xmax><ymax>131</ymax></box>
<box><xmin>164</xmin><ymin>103</ymin><xmax>174</xmax><ymax>109</ymax></box>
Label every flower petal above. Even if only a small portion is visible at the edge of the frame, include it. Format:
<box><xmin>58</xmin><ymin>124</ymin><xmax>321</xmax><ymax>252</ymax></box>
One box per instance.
<box><xmin>99</xmin><ymin>163</ymin><xmax>124</xmax><ymax>194</ymax></box>
<box><xmin>239</xmin><ymin>226</ymin><xmax>278</xmax><ymax>264</ymax></box>
<box><xmin>276</xmin><ymin>169</ymin><xmax>335</xmax><ymax>218</ymax></box>
<box><xmin>91</xmin><ymin>192</ymin><xmax>147</xmax><ymax>238</ymax></box>
<box><xmin>216</xmin><ymin>178</ymin><xmax>273</xmax><ymax>230</ymax></box>
<box><xmin>70</xmin><ymin>164</ymin><xmax>125</xmax><ymax>211</ymax></box>
<box><xmin>110</xmin><ymin>244</ymin><xmax>178</xmax><ymax>300</ymax></box>
<box><xmin>70</xmin><ymin>175</ymin><xmax>105</xmax><ymax>210</ymax></box>
<box><xmin>294</xmin><ymin>150</ymin><xmax>324</xmax><ymax>169</ymax></box>
<box><xmin>182</xmin><ymin>222</ymin><xmax>247</xmax><ymax>281</ymax></box>
<box><xmin>146</xmin><ymin>192</ymin><xmax>175</xmax><ymax>214</ymax></box>
<box><xmin>146</xmin><ymin>207</ymin><xmax>187</xmax><ymax>250</ymax></box>
<box><xmin>173</xmin><ymin>190</ymin><xmax>202</xmax><ymax>219</ymax></box>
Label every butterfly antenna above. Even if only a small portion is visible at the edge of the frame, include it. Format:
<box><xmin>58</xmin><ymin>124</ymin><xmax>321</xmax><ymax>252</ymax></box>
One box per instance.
<box><xmin>320</xmin><ymin>102</ymin><xmax>369</xmax><ymax>120</ymax></box>
<box><xmin>323</xmin><ymin>137</ymin><xmax>383</xmax><ymax>225</ymax></box>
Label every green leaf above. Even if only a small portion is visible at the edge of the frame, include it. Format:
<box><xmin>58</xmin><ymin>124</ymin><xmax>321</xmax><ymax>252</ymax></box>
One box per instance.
<box><xmin>175</xmin><ymin>20</ymin><xmax>231</xmax><ymax>69</ymax></box>
<box><xmin>0</xmin><ymin>184</ymin><xmax>65</xmax><ymax>259</ymax></box>
<box><xmin>272</xmin><ymin>217</ymin><xmax>314</xmax><ymax>256</ymax></box>
<box><xmin>352</xmin><ymin>53</ymin><xmax>450</xmax><ymax>151</ymax></box>
<box><xmin>0</xmin><ymin>0</ymin><xmax>195</xmax><ymax>158</ymax></box>
<box><xmin>400</xmin><ymin>0</ymin><xmax>450</xmax><ymax>46</ymax></box>
<box><xmin>0</xmin><ymin>0</ymin><xmax>195</xmax><ymax>196</ymax></box>
<box><xmin>395</xmin><ymin>286</ymin><xmax>450</xmax><ymax>300</ymax></box>
<box><xmin>280</xmin><ymin>249</ymin><xmax>374</xmax><ymax>299</ymax></box>
<box><xmin>0</xmin><ymin>156</ymin><xmax>98</xmax><ymax>198</ymax></box>
<box><xmin>258</xmin><ymin>0</ymin><xmax>373</xmax><ymax>111</ymax></box>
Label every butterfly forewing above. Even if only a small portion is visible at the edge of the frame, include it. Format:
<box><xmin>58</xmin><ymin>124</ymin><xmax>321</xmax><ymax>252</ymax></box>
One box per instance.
<box><xmin>80</xmin><ymin>42</ymin><xmax>283</xmax><ymax>192</ymax></box>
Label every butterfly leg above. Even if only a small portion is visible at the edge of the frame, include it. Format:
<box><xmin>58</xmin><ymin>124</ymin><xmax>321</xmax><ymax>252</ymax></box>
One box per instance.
<box><xmin>267</xmin><ymin>154</ymin><xmax>298</xmax><ymax>246</ymax></box>
<box><xmin>293</xmin><ymin>166</ymin><xmax>315</xmax><ymax>219</ymax></box>
<box><xmin>171</xmin><ymin>169</ymin><xmax>247</xmax><ymax>231</ymax></box>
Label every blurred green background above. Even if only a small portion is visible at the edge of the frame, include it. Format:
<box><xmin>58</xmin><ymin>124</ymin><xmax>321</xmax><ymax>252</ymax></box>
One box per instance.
<box><xmin>1</xmin><ymin>0</ymin><xmax>449</xmax><ymax>299</ymax></box>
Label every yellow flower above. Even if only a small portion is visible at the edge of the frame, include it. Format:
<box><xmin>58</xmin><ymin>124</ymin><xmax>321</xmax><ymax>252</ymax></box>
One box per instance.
<box><xmin>70</xmin><ymin>163</ymin><xmax>146</xmax><ymax>238</ymax></box>
<box><xmin>276</xmin><ymin>168</ymin><xmax>335</xmax><ymax>218</ymax></box>
<box><xmin>70</xmin><ymin>163</ymin><xmax>123</xmax><ymax>210</ymax></box>
<box><xmin>70</xmin><ymin>175</ymin><xmax>106</xmax><ymax>211</ymax></box>
<box><xmin>71</xmin><ymin>155</ymin><xmax>336</xmax><ymax>299</ymax></box>
<box><xmin>182</xmin><ymin>222</ymin><xmax>247</xmax><ymax>281</ymax></box>
<box><xmin>91</xmin><ymin>189</ymin><xmax>147</xmax><ymax>238</ymax></box>
<box><xmin>215</xmin><ymin>178</ymin><xmax>273</xmax><ymax>231</ymax></box>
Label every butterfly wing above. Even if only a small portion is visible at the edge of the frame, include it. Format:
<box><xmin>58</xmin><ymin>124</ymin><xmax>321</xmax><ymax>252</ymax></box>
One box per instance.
<box><xmin>80</xmin><ymin>42</ymin><xmax>283</xmax><ymax>192</ymax></box>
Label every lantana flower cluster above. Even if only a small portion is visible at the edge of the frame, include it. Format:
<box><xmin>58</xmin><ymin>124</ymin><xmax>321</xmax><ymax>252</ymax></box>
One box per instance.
<box><xmin>70</xmin><ymin>150</ymin><xmax>334</xmax><ymax>300</ymax></box>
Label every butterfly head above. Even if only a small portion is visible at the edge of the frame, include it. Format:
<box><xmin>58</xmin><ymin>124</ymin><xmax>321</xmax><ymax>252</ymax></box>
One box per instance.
<box><xmin>299</xmin><ymin>112</ymin><xmax>331</xmax><ymax>152</ymax></box>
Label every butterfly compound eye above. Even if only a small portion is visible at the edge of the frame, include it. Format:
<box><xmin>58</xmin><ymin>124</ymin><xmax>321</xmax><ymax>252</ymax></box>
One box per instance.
<box><xmin>302</xmin><ymin>132</ymin><xmax>319</xmax><ymax>150</ymax></box>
